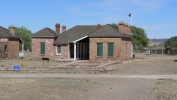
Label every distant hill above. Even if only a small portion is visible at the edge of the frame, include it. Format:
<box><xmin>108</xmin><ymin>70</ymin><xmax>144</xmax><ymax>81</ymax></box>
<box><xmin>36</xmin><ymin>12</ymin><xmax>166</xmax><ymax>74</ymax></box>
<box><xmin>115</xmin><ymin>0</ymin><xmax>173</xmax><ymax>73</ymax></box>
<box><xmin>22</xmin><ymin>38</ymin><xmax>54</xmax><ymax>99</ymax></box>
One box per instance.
<box><xmin>150</xmin><ymin>39</ymin><xmax>168</xmax><ymax>42</ymax></box>
<box><xmin>149</xmin><ymin>38</ymin><xmax>168</xmax><ymax>47</ymax></box>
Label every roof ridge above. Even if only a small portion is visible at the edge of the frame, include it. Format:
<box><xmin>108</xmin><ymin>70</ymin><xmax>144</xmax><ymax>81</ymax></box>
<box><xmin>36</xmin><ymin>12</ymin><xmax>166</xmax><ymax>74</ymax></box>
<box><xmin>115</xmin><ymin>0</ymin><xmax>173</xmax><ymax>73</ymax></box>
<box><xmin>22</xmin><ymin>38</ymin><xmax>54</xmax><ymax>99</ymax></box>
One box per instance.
<box><xmin>32</xmin><ymin>27</ymin><xmax>58</xmax><ymax>37</ymax></box>
<box><xmin>88</xmin><ymin>24</ymin><xmax>131</xmax><ymax>38</ymax></box>
<box><xmin>76</xmin><ymin>25</ymin><xmax>97</xmax><ymax>26</ymax></box>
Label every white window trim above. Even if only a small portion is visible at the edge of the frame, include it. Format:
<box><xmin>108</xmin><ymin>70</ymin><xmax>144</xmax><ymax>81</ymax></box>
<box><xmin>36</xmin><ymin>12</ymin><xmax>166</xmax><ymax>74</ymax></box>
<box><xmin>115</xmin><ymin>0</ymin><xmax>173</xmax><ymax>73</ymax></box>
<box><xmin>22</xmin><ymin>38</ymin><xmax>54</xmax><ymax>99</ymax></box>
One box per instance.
<box><xmin>56</xmin><ymin>45</ymin><xmax>62</xmax><ymax>55</ymax></box>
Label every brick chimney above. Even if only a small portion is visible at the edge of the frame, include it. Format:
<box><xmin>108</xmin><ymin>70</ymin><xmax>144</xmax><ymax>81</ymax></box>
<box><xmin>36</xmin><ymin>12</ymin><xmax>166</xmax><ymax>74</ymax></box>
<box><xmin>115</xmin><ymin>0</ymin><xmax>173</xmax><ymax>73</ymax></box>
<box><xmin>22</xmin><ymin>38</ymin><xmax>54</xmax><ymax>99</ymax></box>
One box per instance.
<box><xmin>118</xmin><ymin>21</ymin><xmax>124</xmax><ymax>33</ymax></box>
<box><xmin>9</xmin><ymin>25</ymin><xmax>15</xmax><ymax>36</ymax></box>
<box><xmin>55</xmin><ymin>23</ymin><xmax>60</xmax><ymax>34</ymax></box>
<box><xmin>62</xmin><ymin>25</ymin><xmax>66</xmax><ymax>32</ymax></box>
<box><xmin>97</xmin><ymin>24</ymin><xmax>101</xmax><ymax>29</ymax></box>
<box><xmin>124</xmin><ymin>23</ymin><xmax>128</xmax><ymax>34</ymax></box>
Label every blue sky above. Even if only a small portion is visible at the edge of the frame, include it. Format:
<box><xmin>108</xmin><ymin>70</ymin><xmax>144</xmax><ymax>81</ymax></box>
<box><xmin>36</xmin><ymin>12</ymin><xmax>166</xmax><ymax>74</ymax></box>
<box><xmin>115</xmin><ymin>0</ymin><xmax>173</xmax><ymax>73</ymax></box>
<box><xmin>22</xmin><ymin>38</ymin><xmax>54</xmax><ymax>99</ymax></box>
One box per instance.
<box><xmin>0</xmin><ymin>0</ymin><xmax>176</xmax><ymax>39</ymax></box>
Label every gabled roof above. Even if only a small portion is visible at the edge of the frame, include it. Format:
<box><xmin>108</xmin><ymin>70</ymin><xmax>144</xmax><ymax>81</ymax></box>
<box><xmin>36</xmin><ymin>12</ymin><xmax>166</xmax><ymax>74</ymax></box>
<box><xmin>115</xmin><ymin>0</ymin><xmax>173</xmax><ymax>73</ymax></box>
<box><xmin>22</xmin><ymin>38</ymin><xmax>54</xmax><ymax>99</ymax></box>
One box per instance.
<box><xmin>54</xmin><ymin>24</ymin><xmax>132</xmax><ymax>45</ymax></box>
<box><xmin>54</xmin><ymin>25</ymin><xmax>98</xmax><ymax>45</ymax></box>
<box><xmin>89</xmin><ymin>24</ymin><xmax>131</xmax><ymax>38</ymax></box>
<box><xmin>151</xmin><ymin>42</ymin><xmax>165</xmax><ymax>50</ymax></box>
<box><xmin>0</xmin><ymin>26</ymin><xmax>18</xmax><ymax>38</ymax></box>
<box><xmin>31</xmin><ymin>27</ymin><xmax>59</xmax><ymax>37</ymax></box>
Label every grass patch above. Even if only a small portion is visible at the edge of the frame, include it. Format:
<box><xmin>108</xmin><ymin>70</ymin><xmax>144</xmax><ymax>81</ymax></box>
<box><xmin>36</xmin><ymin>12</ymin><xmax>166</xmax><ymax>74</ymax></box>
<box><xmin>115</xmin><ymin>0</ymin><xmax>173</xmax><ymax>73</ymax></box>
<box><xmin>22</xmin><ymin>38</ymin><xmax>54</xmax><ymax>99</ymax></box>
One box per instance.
<box><xmin>151</xmin><ymin>78</ymin><xmax>177</xmax><ymax>100</ymax></box>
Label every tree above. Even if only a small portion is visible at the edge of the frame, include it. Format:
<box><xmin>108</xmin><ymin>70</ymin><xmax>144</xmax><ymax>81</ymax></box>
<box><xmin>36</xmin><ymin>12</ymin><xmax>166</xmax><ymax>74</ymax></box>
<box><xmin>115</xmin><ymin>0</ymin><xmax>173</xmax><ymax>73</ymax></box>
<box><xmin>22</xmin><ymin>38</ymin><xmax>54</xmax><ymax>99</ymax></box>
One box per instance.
<box><xmin>165</xmin><ymin>36</ymin><xmax>177</xmax><ymax>51</ymax></box>
<box><xmin>131</xmin><ymin>26</ymin><xmax>149</xmax><ymax>47</ymax></box>
<box><xmin>111</xmin><ymin>23</ymin><xmax>118</xmax><ymax>27</ymax></box>
<box><xmin>15</xmin><ymin>26</ymin><xmax>32</xmax><ymax>51</ymax></box>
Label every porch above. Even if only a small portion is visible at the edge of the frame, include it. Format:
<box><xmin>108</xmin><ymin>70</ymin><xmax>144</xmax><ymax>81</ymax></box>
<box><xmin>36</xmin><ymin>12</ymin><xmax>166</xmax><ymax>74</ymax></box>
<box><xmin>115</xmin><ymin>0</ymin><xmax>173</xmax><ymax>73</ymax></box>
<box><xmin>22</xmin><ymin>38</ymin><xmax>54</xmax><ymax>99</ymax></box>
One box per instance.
<box><xmin>68</xmin><ymin>36</ymin><xmax>89</xmax><ymax>60</ymax></box>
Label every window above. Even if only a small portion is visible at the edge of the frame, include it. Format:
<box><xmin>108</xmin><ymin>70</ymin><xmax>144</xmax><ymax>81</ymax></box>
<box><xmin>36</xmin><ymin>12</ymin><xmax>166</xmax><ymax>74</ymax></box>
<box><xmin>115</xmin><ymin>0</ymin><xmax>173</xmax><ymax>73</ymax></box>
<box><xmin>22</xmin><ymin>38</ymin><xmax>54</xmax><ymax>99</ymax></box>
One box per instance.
<box><xmin>108</xmin><ymin>43</ymin><xmax>114</xmax><ymax>57</ymax></box>
<box><xmin>40</xmin><ymin>42</ymin><xmax>45</xmax><ymax>55</ymax></box>
<box><xmin>97</xmin><ymin>43</ymin><xmax>103</xmax><ymax>57</ymax></box>
<box><xmin>56</xmin><ymin>45</ymin><xmax>61</xmax><ymax>55</ymax></box>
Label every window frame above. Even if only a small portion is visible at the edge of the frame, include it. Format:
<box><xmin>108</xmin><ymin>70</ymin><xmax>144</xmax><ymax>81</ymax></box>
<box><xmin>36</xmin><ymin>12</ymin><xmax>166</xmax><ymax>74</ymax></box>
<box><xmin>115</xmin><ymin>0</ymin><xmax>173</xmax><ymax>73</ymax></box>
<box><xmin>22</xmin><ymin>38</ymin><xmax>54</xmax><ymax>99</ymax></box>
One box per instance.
<box><xmin>56</xmin><ymin>45</ymin><xmax>62</xmax><ymax>55</ymax></box>
<box><xmin>96</xmin><ymin>43</ymin><xmax>103</xmax><ymax>57</ymax></box>
<box><xmin>107</xmin><ymin>43</ymin><xmax>114</xmax><ymax>57</ymax></box>
<box><xmin>40</xmin><ymin>42</ymin><xmax>46</xmax><ymax>55</ymax></box>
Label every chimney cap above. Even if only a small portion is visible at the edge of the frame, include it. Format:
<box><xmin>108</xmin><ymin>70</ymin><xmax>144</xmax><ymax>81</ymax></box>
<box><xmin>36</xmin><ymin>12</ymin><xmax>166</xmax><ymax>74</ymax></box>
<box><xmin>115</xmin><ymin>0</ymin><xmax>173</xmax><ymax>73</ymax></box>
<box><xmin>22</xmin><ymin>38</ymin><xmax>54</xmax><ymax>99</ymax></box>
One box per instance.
<box><xmin>118</xmin><ymin>21</ymin><xmax>124</xmax><ymax>25</ymax></box>
<box><xmin>62</xmin><ymin>25</ymin><xmax>66</xmax><ymax>28</ymax></box>
<box><xmin>124</xmin><ymin>23</ymin><xmax>128</xmax><ymax>27</ymax></box>
<box><xmin>9</xmin><ymin>25</ymin><xmax>15</xmax><ymax>28</ymax></box>
<box><xmin>97</xmin><ymin>24</ymin><xmax>101</xmax><ymax>29</ymax></box>
<box><xmin>55</xmin><ymin>23</ymin><xmax>60</xmax><ymax>27</ymax></box>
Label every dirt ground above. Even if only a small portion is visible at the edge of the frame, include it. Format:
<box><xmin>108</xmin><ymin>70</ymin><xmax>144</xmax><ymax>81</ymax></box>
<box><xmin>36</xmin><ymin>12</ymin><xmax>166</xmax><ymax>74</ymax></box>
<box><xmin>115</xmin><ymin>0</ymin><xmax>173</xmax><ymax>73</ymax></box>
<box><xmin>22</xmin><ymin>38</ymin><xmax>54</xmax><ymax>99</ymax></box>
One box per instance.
<box><xmin>0</xmin><ymin>52</ymin><xmax>177</xmax><ymax>100</ymax></box>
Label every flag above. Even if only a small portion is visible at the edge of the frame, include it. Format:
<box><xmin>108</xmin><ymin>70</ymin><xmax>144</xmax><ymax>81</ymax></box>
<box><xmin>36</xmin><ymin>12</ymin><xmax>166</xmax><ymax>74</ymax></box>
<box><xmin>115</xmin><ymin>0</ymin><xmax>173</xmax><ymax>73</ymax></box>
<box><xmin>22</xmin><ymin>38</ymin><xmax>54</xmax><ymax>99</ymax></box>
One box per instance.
<box><xmin>128</xmin><ymin>13</ymin><xmax>131</xmax><ymax>17</ymax></box>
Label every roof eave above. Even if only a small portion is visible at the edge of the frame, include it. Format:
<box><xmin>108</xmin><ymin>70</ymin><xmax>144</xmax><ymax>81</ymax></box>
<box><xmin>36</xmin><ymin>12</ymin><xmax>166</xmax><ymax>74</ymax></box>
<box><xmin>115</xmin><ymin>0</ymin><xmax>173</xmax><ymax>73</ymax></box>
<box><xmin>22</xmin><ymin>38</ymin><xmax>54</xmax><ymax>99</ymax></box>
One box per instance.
<box><xmin>31</xmin><ymin>36</ymin><xmax>57</xmax><ymax>38</ymax></box>
<box><xmin>89</xmin><ymin>36</ymin><xmax>132</xmax><ymax>38</ymax></box>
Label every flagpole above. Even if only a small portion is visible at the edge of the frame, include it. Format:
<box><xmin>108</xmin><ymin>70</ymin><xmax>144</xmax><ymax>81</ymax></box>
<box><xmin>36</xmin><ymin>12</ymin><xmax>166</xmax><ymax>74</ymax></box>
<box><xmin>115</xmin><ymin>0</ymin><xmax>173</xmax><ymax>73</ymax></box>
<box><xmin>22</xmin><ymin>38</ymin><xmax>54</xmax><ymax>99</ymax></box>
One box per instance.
<box><xmin>131</xmin><ymin>11</ymin><xmax>132</xmax><ymax>26</ymax></box>
<box><xmin>130</xmin><ymin>11</ymin><xmax>133</xmax><ymax>58</ymax></box>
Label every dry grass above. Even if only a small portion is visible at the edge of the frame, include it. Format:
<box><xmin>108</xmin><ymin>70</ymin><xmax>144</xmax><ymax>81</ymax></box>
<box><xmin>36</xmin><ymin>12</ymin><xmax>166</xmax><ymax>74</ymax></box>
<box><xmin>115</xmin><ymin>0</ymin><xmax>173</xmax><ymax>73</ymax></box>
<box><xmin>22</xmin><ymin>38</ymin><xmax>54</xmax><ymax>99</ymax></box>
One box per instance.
<box><xmin>0</xmin><ymin>78</ymin><xmax>102</xmax><ymax>100</ymax></box>
<box><xmin>151</xmin><ymin>79</ymin><xmax>177</xmax><ymax>100</ymax></box>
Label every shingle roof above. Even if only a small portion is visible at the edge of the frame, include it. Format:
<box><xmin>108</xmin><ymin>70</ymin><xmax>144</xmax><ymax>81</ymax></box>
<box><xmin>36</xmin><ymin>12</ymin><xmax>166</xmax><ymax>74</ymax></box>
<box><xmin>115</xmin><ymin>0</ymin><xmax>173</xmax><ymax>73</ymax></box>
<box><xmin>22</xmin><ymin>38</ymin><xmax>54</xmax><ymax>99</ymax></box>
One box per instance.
<box><xmin>54</xmin><ymin>25</ymin><xmax>98</xmax><ymax>45</ymax></box>
<box><xmin>54</xmin><ymin>24</ymin><xmax>132</xmax><ymax>45</ymax></box>
<box><xmin>151</xmin><ymin>42</ymin><xmax>165</xmax><ymax>50</ymax></box>
<box><xmin>31</xmin><ymin>27</ymin><xmax>59</xmax><ymax>37</ymax></box>
<box><xmin>89</xmin><ymin>24</ymin><xmax>131</xmax><ymax>38</ymax></box>
<box><xmin>0</xmin><ymin>26</ymin><xmax>18</xmax><ymax>38</ymax></box>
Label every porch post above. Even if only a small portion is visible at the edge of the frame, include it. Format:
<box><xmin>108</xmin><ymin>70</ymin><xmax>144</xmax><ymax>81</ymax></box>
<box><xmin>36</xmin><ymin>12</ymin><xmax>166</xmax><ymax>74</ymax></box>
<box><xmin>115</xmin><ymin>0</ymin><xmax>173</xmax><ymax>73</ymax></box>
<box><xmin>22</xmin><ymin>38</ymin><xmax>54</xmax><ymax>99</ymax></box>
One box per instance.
<box><xmin>68</xmin><ymin>43</ymin><xmax>70</xmax><ymax>58</ymax></box>
<box><xmin>22</xmin><ymin>43</ymin><xmax>24</xmax><ymax>53</ymax></box>
<box><xmin>162</xmin><ymin>49</ymin><xmax>163</xmax><ymax>55</ymax></box>
<box><xmin>77</xmin><ymin>43</ymin><xmax>79</xmax><ymax>58</ymax></box>
<box><xmin>131</xmin><ymin>42</ymin><xmax>133</xmax><ymax>57</ymax></box>
<box><xmin>74</xmin><ymin>43</ymin><xmax>76</xmax><ymax>61</ymax></box>
<box><xmin>86</xmin><ymin>43</ymin><xmax>87</xmax><ymax>59</ymax></box>
<box><xmin>83</xmin><ymin>43</ymin><xmax>85</xmax><ymax>59</ymax></box>
<box><xmin>80</xmin><ymin>43</ymin><xmax>82</xmax><ymax>59</ymax></box>
<box><xmin>82</xmin><ymin>43</ymin><xmax>84</xmax><ymax>59</ymax></box>
<box><xmin>155</xmin><ymin>50</ymin><xmax>157</xmax><ymax>55</ymax></box>
<box><xmin>149</xmin><ymin>49</ymin><xmax>150</xmax><ymax>55</ymax></box>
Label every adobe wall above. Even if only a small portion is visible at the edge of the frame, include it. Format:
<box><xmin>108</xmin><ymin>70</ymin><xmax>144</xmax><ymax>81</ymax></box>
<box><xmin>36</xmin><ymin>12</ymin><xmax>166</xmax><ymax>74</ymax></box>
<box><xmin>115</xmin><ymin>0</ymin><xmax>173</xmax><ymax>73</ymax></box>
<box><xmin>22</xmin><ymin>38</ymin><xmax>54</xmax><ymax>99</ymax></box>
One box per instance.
<box><xmin>89</xmin><ymin>38</ymin><xmax>122</xmax><ymax>61</ymax></box>
<box><xmin>8</xmin><ymin>38</ymin><xmax>19</xmax><ymax>59</ymax></box>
